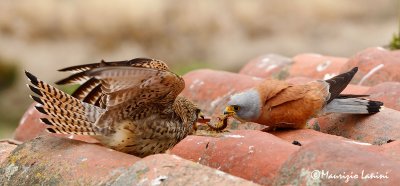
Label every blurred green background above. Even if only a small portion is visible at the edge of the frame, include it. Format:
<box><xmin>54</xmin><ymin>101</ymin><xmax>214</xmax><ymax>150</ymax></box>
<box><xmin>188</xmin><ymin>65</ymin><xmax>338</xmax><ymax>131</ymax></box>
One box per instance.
<box><xmin>0</xmin><ymin>0</ymin><xmax>398</xmax><ymax>138</ymax></box>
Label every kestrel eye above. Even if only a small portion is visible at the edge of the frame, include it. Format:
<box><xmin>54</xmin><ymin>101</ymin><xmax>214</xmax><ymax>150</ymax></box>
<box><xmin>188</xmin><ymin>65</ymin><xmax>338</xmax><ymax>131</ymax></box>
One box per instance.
<box><xmin>233</xmin><ymin>106</ymin><xmax>240</xmax><ymax>111</ymax></box>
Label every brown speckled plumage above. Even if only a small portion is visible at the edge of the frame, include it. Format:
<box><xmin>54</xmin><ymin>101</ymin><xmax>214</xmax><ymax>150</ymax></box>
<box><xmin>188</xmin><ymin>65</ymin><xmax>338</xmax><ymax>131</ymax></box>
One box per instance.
<box><xmin>26</xmin><ymin>58</ymin><xmax>200</xmax><ymax>157</ymax></box>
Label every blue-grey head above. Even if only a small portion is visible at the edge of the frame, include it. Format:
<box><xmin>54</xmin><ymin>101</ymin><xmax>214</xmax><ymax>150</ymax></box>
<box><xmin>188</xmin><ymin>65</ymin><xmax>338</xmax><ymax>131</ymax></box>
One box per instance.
<box><xmin>224</xmin><ymin>89</ymin><xmax>262</xmax><ymax>122</ymax></box>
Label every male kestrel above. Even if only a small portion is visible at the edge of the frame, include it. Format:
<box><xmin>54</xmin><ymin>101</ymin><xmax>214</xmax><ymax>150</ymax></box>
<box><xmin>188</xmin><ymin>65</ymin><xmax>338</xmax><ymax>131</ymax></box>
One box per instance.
<box><xmin>26</xmin><ymin>58</ymin><xmax>202</xmax><ymax>157</ymax></box>
<box><xmin>224</xmin><ymin>67</ymin><xmax>383</xmax><ymax>129</ymax></box>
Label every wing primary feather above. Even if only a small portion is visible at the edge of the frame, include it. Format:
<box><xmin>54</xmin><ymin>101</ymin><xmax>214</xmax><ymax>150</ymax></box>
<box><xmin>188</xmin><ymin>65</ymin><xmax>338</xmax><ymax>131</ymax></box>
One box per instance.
<box><xmin>83</xmin><ymin>84</ymin><xmax>103</xmax><ymax>104</ymax></box>
<box><xmin>55</xmin><ymin>71</ymin><xmax>90</xmax><ymax>85</ymax></box>
<box><xmin>325</xmin><ymin>67</ymin><xmax>358</xmax><ymax>103</ymax></box>
<box><xmin>57</xmin><ymin>58</ymin><xmax>168</xmax><ymax>72</ymax></box>
<box><xmin>71</xmin><ymin>78</ymin><xmax>101</xmax><ymax>100</ymax></box>
<box><xmin>336</xmin><ymin>94</ymin><xmax>370</xmax><ymax>99</ymax></box>
<box><xmin>58</xmin><ymin>63</ymin><xmax>101</xmax><ymax>72</ymax></box>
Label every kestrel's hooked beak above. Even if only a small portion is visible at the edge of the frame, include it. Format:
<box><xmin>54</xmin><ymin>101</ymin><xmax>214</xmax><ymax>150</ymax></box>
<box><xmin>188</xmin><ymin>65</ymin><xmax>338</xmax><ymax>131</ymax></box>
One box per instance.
<box><xmin>199</xmin><ymin>111</ymin><xmax>205</xmax><ymax>120</ymax></box>
<box><xmin>223</xmin><ymin>106</ymin><xmax>236</xmax><ymax>115</ymax></box>
<box><xmin>224</xmin><ymin>106</ymin><xmax>245</xmax><ymax>123</ymax></box>
<box><xmin>196</xmin><ymin>111</ymin><xmax>210</xmax><ymax>123</ymax></box>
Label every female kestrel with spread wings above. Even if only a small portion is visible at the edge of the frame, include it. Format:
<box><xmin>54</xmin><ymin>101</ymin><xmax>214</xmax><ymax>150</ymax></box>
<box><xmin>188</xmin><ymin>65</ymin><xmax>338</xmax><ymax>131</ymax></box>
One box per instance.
<box><xmin>26</xmin><ymin>58</ymin><xmax>202</xmax><ymax>157</ymax></box>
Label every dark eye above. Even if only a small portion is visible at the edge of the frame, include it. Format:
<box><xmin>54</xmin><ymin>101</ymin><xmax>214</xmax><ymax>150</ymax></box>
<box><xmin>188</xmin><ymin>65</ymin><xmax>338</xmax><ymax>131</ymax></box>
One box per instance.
<box><xmin>196</xmin><ymin>108</ymin><xmax>201</xmax><ymax>114</ymax></box>
<box><xmin>233</xmin><ymin>105</ymin><xmax>240</xmax><ymax>111</ymax></box>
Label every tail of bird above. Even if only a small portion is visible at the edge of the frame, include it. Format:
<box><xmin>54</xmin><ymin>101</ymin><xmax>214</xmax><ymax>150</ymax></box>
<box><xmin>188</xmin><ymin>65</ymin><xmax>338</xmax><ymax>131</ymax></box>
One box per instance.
<box><xmin>322</xmin><ymin>97</ymin><xmax>383</xmax><ymax>114</ymax></box>
<box><xmin>25</xmin><ymin>71</ymin><xmax>105</xmax><ymax>135</ymax></box>
<box><xmin>320</xmin><ymin>67</ymin><xmax>384</xmax><ymax>115</ymax></box>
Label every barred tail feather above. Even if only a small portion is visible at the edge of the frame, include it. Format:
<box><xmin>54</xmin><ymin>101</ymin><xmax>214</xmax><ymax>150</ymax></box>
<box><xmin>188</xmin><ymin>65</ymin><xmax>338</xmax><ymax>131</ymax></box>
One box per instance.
<box><xmin>35</xmin><ymin>105</ymin><xmax>89</xmax><ymax>122</ymax></box>
<box><xmin>29</xmin><ymin>84</ymin><xmax>86</xmax><ymax>115</ymax></box>
<box><xmin>46</xmin><ymin>128</ymin><xmax>95</xmax><ymax>135</ymax></box>
<box><xmin>26</xmin><ymin>71</ymin><xmax>83</xmax><ymax>107</ymax></box>
<box><xmin>41</xmin><ymin>118</ymin><xmax>97</xmax><ymax>135</ymax></box>
<box><xmin>25</xmin><ymin>71</ymin><xmax>104</xmax><ymax>135</ymax></box>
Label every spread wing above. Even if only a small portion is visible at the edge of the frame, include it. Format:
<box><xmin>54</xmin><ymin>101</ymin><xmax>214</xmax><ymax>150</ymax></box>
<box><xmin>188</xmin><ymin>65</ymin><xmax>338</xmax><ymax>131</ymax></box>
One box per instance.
<box><xmin>85</xmin><ymin>66</ymin><xmax>184</xmax><ymax>131</ymax></box>
<box><xmin>55</xmin><ymin>58</ymin><xmax>170</xmax><ymax>108</ymax></box>
<box><xmin>55</xmin><ymin>58</ymin><xmax>183</xmax><ymax>134</ymax></box>
<box><xmin>86</xmin><ymin>66</ymin><xmax>184</xmax><ymax>109</ymax></box>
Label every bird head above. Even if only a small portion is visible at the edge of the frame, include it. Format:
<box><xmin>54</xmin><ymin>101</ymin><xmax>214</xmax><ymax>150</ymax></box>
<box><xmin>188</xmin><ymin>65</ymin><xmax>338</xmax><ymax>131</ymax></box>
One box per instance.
<box><xmin>224</xmin><ymin>89</ymin><xmax>261</xmax><ymax>122</ymax></box>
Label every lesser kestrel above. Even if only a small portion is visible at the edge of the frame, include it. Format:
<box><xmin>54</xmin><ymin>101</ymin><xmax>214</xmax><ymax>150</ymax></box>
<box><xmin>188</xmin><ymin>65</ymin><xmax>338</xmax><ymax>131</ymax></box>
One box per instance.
<box><xmin>224</xmin><ymin>67</ymin><xmax>383</xmax><ymax>129</ymax></box>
